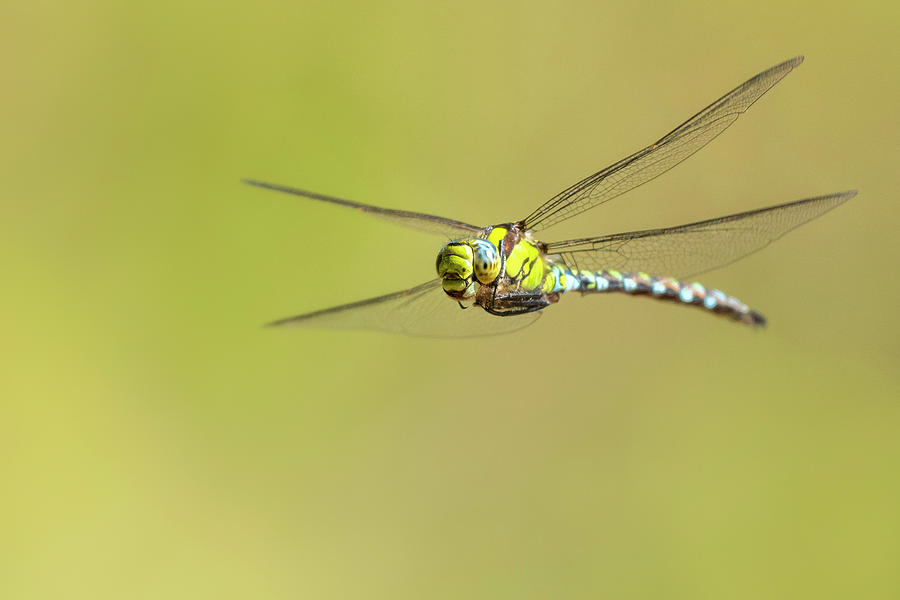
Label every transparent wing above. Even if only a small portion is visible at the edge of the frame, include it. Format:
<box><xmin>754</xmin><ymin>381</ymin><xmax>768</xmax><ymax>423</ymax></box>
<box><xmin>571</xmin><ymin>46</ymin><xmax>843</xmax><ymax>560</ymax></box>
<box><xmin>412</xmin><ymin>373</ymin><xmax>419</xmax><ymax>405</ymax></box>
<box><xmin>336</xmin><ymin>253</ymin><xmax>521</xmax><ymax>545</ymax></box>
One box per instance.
<box><xmin>243</xmin><ymin>179</ymin><xmax>482</xmax><ymax>238</ymax></box>
<box><xmin>545</xmin><ymin>191</ymin><xmax>855</xmax><ymax>279</ymax></box>
<box><xmin>266</xmin><ymin>279</ymin><xmax>540</xmax><ymax>337</ymax></box>
<box><xmin>524</xmin><ymin>56</ymin><xmax>804</xmax><ymax>231</ymax></box>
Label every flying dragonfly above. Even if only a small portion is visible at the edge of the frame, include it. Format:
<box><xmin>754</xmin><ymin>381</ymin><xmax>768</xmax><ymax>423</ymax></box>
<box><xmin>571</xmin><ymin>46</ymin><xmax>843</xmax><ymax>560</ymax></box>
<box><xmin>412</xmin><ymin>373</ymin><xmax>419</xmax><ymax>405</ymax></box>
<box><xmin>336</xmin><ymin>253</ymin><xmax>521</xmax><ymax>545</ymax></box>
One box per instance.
<box><xmin>246</xmin><ymin>56</ymin><xmax>855</xmax><ymax>337</ymax></box>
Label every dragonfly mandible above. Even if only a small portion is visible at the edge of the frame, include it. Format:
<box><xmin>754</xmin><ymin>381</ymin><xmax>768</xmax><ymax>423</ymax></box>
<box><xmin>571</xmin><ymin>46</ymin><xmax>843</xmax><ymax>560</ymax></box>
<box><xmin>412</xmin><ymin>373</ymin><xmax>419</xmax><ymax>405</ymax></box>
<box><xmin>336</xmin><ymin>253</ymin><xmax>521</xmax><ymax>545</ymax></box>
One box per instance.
<box><xmin>246</xmin><ymin>56</ymin><xmax>855</xmax><ymax>337</ymax></box>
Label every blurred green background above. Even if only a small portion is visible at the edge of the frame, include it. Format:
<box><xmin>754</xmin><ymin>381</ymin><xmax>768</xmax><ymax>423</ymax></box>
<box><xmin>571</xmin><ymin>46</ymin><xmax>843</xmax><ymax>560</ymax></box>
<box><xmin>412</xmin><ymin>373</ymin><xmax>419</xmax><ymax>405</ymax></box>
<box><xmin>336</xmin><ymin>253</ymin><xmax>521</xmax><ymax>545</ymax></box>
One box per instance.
<box><xmin>3</xmin><ymin>0</ymin><xmax>899</xmax><ymax>598</ymax></box>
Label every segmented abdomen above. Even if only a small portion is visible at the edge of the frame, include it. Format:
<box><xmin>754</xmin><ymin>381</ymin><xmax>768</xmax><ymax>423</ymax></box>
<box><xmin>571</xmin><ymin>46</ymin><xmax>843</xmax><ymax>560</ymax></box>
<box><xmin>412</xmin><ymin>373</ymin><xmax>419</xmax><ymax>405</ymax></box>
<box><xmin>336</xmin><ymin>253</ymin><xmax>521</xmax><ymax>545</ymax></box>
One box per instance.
<box><xmin>543</xmin><ymin>264</ymin><xmax>765</xmax><ymax>327</ymax></box>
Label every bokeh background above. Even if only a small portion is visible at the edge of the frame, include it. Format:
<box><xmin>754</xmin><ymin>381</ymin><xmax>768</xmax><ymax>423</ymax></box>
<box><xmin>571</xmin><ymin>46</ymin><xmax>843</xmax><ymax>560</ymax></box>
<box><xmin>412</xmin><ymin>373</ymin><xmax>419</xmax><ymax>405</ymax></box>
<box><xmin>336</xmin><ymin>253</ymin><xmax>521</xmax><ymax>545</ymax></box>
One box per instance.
<box><xmin>3</xmin><ymin>0</ymin><xmax>899</xmax><ymax>598</ymax></box>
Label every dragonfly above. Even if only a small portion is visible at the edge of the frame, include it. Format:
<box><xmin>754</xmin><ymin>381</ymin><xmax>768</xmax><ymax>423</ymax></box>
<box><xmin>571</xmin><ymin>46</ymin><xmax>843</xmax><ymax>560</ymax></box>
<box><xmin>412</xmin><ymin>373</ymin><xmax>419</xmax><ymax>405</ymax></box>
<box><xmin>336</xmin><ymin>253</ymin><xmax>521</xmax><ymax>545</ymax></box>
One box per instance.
<box><xmin>246</xmin><ymin>56</ymin><xmax>855</xmax><ymax>337</ymax></box>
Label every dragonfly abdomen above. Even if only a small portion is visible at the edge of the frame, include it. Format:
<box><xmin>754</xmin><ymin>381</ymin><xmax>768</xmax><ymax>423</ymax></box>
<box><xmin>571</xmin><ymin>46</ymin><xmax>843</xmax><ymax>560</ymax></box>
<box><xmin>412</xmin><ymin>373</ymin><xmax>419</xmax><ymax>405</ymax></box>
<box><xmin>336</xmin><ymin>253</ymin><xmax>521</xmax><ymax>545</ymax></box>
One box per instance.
<box><xmin>547</xmin><ymin>266</ymin><xmax>765</xmax><ymax>327</ymax></box>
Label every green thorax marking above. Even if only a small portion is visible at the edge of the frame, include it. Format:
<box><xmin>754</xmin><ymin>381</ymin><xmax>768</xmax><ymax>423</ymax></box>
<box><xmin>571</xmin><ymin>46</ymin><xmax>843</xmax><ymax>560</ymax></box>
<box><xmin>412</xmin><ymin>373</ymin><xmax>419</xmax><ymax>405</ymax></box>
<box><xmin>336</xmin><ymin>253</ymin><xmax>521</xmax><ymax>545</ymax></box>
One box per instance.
<box><xmin>485</xmin><ymin>224</ymin><xmax>547</xmax><ymax>292</ymax></box>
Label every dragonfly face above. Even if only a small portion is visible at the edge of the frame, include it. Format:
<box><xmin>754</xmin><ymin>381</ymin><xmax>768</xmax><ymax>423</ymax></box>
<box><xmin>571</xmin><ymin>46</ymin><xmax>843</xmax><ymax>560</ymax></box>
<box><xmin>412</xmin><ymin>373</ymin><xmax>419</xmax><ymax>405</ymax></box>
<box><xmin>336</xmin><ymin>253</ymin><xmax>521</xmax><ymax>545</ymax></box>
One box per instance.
<box><xmin>436</xmin><ymin>238</ymin><xmax>501</xmax><ymax>304</ymax></box>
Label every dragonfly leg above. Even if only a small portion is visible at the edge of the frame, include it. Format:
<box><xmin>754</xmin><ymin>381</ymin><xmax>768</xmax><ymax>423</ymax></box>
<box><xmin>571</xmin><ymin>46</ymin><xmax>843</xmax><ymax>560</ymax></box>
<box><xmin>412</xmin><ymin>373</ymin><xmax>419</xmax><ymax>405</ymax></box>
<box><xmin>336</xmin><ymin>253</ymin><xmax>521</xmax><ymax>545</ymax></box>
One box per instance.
<box><xmin>480</xmin><ymin>289</ymin><xmax>553</xmax><ymax>316</ymax></box>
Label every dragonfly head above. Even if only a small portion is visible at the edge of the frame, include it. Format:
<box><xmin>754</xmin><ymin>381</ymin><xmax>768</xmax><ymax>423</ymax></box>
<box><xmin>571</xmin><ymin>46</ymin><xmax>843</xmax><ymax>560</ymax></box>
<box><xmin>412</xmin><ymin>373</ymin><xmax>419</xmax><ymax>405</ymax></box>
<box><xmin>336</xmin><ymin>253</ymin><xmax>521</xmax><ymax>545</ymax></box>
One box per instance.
<box><xmin>436</xmin><ymin>239</ymin><xmax>501</xmax><ymax>303</ymax></box>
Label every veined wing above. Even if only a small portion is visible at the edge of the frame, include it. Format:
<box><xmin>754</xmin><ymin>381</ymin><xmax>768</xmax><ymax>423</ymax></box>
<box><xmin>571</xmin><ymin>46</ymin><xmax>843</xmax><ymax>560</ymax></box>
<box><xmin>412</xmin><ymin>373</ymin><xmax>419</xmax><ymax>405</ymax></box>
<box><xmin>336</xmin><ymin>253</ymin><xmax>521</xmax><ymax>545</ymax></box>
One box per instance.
<box><xmin>524</xmin><ymin>56</ymin><xmax>804</xmax><ymax>231</ymax></box>
<box><xmin>266</xmin><ymin>279</ymin><xmax>540</xmax><ymax>337</ymax></box>
<box><xmin>243</xmin><ymin>179</ymin><xmax>482</xmax><ymax>238</ymax></box>
<box><xmin>545</xmin><ymin>191</ymin><xmax>856</xmax><ymax>279</ymax></box>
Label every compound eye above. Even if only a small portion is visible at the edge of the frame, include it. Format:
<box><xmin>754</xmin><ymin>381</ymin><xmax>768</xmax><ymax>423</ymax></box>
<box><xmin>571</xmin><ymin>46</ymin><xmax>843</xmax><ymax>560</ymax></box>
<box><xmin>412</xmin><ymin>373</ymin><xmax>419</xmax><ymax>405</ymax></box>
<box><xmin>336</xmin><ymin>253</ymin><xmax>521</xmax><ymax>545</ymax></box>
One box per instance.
<box><xmin>471</xmin><ymin>239</ymin><xmax>501</xmax><ymax>284</ymax></box>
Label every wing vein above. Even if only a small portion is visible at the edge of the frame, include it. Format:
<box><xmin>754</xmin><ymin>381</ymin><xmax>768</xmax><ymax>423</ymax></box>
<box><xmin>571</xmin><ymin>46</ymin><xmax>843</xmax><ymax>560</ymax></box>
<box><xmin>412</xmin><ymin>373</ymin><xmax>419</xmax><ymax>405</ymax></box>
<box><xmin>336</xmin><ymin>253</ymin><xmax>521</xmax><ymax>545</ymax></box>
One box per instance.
<box><xmin>524</xmin><ymin>56</ymin><xmax>804</xmax><ymax>231</ymax></box>
<box><xmin>545</xmin><ymin>190</ymin><xmax>856</xmax><ymax>279</ymax></box>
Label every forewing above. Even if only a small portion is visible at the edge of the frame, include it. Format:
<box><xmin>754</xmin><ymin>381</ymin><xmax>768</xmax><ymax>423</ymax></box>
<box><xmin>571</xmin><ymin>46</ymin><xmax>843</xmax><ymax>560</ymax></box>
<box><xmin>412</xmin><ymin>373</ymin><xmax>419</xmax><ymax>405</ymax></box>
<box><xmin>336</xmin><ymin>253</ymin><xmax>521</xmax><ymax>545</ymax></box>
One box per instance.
<box><xmin>545</xmin><ymin>191</ymin><xmax>855</xmax><ymax>279</ymax></box>
<box><xmin>244</xmin><ymin>179</ymin><xmax>483</xmax><ymax>238</ymax></box>
<box><xmin>524</xmin><ymin>56</ymin><xmax>805</xmax><ymax>231</ymax></box>
<box><xmin>266</xmin><ymin>279</ymin><xmax>540</xmax><ymax>337</ymax></box>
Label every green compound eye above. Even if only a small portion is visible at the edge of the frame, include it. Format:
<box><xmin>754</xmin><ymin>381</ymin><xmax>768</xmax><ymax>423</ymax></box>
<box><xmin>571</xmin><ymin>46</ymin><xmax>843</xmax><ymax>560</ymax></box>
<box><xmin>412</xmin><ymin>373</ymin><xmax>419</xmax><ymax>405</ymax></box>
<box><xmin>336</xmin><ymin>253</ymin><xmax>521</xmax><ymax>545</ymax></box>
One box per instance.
<box><xmin>471</xmin><ymin>239</ymin><xmax>501</xmax><ymax>284</ymax></box>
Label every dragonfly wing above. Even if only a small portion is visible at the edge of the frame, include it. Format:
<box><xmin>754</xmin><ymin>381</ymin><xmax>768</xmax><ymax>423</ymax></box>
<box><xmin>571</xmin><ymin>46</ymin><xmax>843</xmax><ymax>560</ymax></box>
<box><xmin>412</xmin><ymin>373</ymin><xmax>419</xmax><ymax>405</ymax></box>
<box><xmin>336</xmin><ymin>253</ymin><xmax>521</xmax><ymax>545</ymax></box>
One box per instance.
<box><xmin>524</xmin><ymin>56</ymin><xmax>804</xmax><ymax>231</ymax></box>
<box><xmin>243</xmin><ymin>179</ymin><xmax>483</xmax><ymax>238</ymax></box>
<box><xmin>267</xmin><ymin>279</ymin><xmax>540</xmax><ymax>337</ymax></box>
<box><xmin>545</xmin><ymin>191</ymin><xmax>855</xmax><ymax>279</ymax></box>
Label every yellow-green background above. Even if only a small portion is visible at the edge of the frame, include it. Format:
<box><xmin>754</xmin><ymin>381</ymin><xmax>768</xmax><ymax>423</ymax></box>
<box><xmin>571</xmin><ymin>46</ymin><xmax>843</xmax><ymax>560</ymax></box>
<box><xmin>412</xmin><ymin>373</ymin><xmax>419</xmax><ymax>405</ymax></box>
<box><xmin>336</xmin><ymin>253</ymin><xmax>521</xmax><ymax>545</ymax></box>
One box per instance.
<box><xmin>3</xmin><ymin>0</ymin><xmax>898</xmax><ymax>598</ymax></box>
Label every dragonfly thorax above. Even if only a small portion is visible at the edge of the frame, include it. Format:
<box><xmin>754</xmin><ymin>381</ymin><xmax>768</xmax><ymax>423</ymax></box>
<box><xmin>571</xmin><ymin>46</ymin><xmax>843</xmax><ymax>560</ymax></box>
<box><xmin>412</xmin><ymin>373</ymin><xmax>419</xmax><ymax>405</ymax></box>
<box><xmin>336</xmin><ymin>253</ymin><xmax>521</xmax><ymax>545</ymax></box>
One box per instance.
<box><xmin>436</xmin><ymin>239</ymin><xmax>501</xmax><ymax>303</ymax></box>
